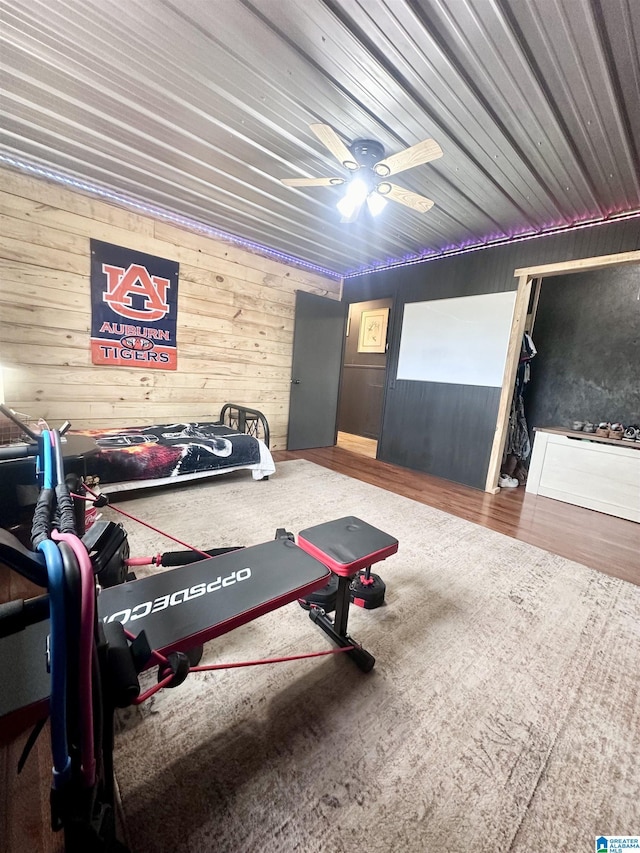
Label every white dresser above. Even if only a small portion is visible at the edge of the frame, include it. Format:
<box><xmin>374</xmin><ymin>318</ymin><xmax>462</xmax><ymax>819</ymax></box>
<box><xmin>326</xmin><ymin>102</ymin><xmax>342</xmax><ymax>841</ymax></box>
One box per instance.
<box><xmin>526</xmin><ymin>428</ymin><xmax>640</xmax><ymax>523</ymax></box>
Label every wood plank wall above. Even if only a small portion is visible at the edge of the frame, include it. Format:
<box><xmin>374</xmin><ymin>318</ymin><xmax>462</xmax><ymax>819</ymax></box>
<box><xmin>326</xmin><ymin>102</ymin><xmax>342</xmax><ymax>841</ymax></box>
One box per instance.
<box><xmin>0</xmin><ymin>169</ymin><xmax>340</xmax><ymax>449</ymax></box>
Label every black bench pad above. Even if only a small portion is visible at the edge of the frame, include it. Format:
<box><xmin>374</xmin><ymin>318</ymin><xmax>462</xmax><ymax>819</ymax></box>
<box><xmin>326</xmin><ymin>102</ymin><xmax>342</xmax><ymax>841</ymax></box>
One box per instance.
<box><xmin>98</xmin><ymin>538</ymin><xmax>331</xmax><ymax>657</ymax></box>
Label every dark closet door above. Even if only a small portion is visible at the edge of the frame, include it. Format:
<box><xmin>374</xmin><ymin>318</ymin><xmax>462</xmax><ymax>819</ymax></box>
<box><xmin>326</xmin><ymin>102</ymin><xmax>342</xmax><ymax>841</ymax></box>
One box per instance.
<box><xmin>287</xmin><ymin>291</ymin><xmax>346</xmax><ymax>450</ymax></box>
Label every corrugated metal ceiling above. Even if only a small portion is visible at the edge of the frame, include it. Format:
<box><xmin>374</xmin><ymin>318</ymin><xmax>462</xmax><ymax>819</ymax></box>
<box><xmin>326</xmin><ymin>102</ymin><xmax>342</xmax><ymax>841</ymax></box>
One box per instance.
<box><xmin>1</xmin><ymin>0</ymin><xmax>638</xmax><ymax>275</ymax></box>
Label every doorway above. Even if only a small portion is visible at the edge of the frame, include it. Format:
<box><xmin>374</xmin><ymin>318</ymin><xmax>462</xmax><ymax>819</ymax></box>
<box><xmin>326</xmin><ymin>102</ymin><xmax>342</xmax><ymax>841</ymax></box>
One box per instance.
<box><xmin>336</xmin><ymin>297</ymin><xmax>392</xmax><ymax>458</ymax></box>
<box><xmin>525</xmin><ymin>264</ymin><xmax>639</xmax><ymax>433</ymax></box>
<box><xmin>486</xmin><ymin>249</ymin><xmax>640</xmax><ymax>492</ymax></box>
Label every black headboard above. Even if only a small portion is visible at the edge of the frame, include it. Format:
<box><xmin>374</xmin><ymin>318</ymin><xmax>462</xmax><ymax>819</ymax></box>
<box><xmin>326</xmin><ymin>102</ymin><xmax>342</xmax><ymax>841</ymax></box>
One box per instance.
<box><xmin>219</xmin><ymin>403</ymin><xmax>270</xmax><ymax>448</ymax></box>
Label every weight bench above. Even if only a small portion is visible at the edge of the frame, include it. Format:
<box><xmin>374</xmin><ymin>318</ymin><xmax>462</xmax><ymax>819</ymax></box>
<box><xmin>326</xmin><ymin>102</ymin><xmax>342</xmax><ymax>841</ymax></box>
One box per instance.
<box><xmin>99</xmin><ymin>517</ymin><xmax>398</xmax><ymax>681</ymax></box>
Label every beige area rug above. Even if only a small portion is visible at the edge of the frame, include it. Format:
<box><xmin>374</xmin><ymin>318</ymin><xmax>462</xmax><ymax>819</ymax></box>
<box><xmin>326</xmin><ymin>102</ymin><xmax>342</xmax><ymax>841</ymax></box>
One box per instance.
<box><xmin>109</xmin><ymin>460</ymin><xmax>640</xmax><ymax>853</ymax></box>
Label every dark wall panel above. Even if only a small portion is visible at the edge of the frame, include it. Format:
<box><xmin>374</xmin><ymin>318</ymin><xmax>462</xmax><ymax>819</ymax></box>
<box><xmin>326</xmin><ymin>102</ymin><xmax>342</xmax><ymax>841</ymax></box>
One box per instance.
<box><xmin>342</xmin><ymin>220</ymin><xmax>640</xmax><ymax>489</ymax></box>
<box><xmin>526</xmin><ymin>264</ymin><xmax>640</xmax><ymax>432</ymax></box>
<box><xmin>380</xmin><ymin>382</ymin><xmax>501</xmax><ymax>487</ymax></box>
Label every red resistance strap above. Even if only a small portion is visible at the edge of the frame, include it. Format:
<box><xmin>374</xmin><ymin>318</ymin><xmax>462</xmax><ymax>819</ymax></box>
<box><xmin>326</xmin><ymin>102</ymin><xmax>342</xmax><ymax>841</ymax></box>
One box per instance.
<box><xmin>124</xmin><ymin>628</ymin><xmax>355</xmax><ymax>705</ymax></box>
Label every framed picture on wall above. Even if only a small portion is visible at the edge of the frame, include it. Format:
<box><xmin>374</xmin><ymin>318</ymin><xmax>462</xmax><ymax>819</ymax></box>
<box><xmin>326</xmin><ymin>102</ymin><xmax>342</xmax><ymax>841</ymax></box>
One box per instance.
<box><xmin>358</xmin><ymin>308</ymin><xmax>389</xmax><ymax>353</ymax></box>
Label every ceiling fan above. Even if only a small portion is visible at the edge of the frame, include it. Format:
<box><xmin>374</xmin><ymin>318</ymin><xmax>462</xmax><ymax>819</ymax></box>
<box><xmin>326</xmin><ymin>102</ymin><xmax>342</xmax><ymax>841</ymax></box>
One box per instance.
<box><xmin>281</xmin><ymin>123</ymin><xmax>443</xmax><ymax>223</ymax></box>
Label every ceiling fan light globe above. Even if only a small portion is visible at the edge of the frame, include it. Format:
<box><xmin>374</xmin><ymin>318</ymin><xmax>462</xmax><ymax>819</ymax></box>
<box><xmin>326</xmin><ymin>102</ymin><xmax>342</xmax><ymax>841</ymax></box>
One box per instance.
<box><xmin>337</xmin><ymin>195</ymin><xmax>358</xmax><ymax>219</ymax></box>
<box><xmin>367</xmin><ymin>193</ymin><xmax>388</xmax><ymax>216</ymax></box>
<box><xmin>337</xmin><ymin>178</ymin><xmax>368</xmax><ymax>219</ymax></box>
<box><xmin>346</xmin><ymin>177</ymin><xmax>369</xmax><ymax>203</ymax></box>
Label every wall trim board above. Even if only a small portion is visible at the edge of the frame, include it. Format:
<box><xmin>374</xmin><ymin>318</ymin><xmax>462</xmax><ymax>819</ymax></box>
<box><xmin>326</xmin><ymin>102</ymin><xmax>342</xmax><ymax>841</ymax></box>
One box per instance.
<box><xmin>484</xmin><ymin>275</ymin><xmax>532</xmax><ymax>493</ymax></box>
<box><xmin>485</xmin><ymin>250</ymin><xmax>640</xmax><ymax>492</ymax></box>
<box><xmin>514</xmin><ymin>250</ymin><xmax>640</xmax><ymax>279</ymax></box>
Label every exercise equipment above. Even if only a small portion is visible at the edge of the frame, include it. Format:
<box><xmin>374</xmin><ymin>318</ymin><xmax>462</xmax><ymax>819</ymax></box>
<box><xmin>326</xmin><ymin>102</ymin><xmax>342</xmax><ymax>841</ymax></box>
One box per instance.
<box><xmin>0</xmin><ymin>405</ymin><xmax>398</xmax><ymax>852</ymax></box>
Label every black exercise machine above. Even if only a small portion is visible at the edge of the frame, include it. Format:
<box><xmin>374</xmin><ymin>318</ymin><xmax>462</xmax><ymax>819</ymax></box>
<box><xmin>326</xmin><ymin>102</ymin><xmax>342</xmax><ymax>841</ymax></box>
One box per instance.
<box><xmin>0</xmin><ymin>405</ymin><xmax>397</xmax><ymax>852</ymax></box>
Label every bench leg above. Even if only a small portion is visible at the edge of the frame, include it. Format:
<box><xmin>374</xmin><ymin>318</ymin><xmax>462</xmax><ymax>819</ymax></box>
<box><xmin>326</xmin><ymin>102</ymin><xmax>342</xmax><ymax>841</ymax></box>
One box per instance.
<box><xmin>308</xmin><ymin>575</ymin><xmax>375</xmax><ymax>673</ymax></box>
<box><xmin>334</xmin><ymin>575</ymin><xmax>350</xmax><ymax>636</ymax></box>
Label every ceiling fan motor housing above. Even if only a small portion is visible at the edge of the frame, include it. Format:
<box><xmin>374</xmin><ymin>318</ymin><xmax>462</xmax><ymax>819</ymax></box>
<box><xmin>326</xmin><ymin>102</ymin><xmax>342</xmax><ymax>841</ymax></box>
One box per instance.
<box><xmin>349</xmin><ymin>139</ymin><xmax>385</xmax><ymax>170</ymax></box>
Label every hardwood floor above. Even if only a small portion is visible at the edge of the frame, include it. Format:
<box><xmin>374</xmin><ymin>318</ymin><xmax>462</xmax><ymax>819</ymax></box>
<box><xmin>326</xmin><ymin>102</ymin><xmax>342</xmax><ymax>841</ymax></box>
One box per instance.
<box><xmin>336</xmin><ymin>430</ymin><xmax>378</xmax><ymax>458</ymax></box>
<box><xmin>275</xmin><ymin>435</ymin><xmax>640</xmax><ymax>587</ymax></box>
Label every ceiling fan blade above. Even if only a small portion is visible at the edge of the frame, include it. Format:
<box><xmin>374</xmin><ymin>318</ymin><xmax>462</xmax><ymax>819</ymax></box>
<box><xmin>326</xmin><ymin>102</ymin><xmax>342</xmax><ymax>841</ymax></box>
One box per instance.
<box><xmin>309</xmin><ymin>123</ymin><xmax>359</xmax><ymax>170</ymax></box>
<box><xmin>281</xmin><ymin>176</ymin><xmax>345</xmax><ymax>187</ymax></box>
<box><xmin>376</xmin><ymin>182</ymin><xmax>435</xmax><ymax>213</ymax></box>
<box><xmin>374</xmin><ymin>138</ymin><xmax>443</xmax><ymax>177</ymax></box>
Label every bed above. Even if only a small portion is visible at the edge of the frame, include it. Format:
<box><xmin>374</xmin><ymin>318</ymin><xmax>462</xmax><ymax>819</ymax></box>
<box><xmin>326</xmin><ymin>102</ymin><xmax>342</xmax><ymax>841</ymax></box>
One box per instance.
<box><xmin>71</xmin><ymin>403</ymin><xmax>275</xmax><ymax>494</ymax></box>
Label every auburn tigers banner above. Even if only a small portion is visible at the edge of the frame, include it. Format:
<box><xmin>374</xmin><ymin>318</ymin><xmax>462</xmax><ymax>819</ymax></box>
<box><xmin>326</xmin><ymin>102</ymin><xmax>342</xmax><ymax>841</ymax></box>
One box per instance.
<box><xmin>90</xmin><ymin>239</ymin><xmax>179</xmax><ymax>370</ymax></box>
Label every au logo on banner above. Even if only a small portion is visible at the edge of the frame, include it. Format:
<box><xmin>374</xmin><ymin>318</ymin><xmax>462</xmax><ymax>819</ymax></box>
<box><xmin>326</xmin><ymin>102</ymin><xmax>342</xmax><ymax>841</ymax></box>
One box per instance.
<box><xmin>90</xmin><ymin>240</ymin><xmax>179</xmax><ymax>370</ymax></box>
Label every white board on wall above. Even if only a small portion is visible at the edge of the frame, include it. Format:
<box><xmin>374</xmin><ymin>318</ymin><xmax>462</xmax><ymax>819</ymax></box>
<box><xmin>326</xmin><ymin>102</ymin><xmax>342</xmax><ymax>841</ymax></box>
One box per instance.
<box><xmin>396</xmin><ymin>290</ymin><xmax>518</xmax><ymax>387</ymax></box>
